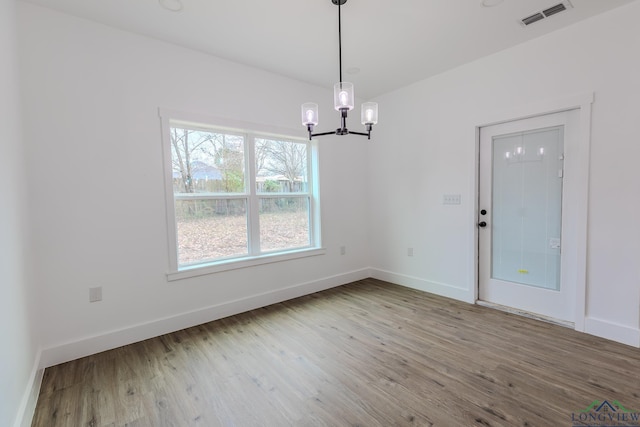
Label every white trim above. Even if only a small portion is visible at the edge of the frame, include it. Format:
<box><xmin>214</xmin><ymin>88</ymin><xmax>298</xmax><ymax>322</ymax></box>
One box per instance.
<box><xmin>13</xmin><ymin>350</ymin><xmax>44</xmax><ymax>427</ymax></box>
<box><xmin>167</xmin><ymin>247</ymin><xmax>326</xmax><ymax>281</ymax></box>
<box><xmin>39</xmin><ymin>268</ymin><xmax>370</xmax><ymax>368</ymax></box>
<box><xmin>476</xmin><ymin>300</ymin><xmax>574</xmax><ymax>328</ymax></box>
<box><xmin>160</xmin><ymin>110</ymin><xmax>179</xmax><ymax>272</ymax></box>
<box><xmin>473</xmin><ymin>92</ymin><xmax>593</xmax><ymax>332</ymax></box>
<box><xmin>370</xmin><ymin>268</ymin><xmax>475</xmax><ymax>303</ymax></box>
<box><xmin>470</xmin><ymin>126</ymin><xmax>482</xmax><ymax>303</ymax></box>
<box><xmin>158</xmin><ymin>107</ymin><xmax>305</xmax><ymax>142</ymax></box>
<box><xmin>584</xmin><ymin>317</ymin><xmax>640</xmax><ymax>347</ymax></box>
<box><xmin>572</xmin><ymin>100</ymin><xmax>593</xmax><ymax>332</ymax></box>
<box><xmin>472</xmin><ymin>92</ymin><xmax>594</xmax><ymax>128</ymax></box>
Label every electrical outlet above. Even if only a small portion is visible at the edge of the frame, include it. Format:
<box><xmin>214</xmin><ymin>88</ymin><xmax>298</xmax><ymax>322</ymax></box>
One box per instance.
<box><xmin>89</xmin><ymin>286</ymin><xmax>102</xmax><ymax>303</ymax></box>
<box><xmin>408</xmin><ymin>247</ymin><xmax>414</xmax><ymax>257</ymax></box>
<box><xmin>340</xmin><ymin>246</ymin><xmax>346</xmax><ymax>255</ymax></box>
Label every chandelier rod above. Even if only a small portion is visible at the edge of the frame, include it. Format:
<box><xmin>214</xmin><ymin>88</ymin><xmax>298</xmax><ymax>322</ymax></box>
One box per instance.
<box><xmin>338</xmin><ymin>1</ymin><xmax>343</xmax><ymax>84</ymax></box>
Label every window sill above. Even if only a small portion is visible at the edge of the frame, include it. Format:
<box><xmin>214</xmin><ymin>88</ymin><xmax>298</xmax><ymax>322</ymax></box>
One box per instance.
<box><xmin>167</xmin><ymin>247</ymin><xmax>326</xmax><ymax>282</ymax></box>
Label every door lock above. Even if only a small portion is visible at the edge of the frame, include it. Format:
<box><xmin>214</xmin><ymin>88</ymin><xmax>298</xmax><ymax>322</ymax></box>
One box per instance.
<box><xmin>478</xmin><ymin>221</ymin><xmax>487</xmax><ymax>228</ymax></box>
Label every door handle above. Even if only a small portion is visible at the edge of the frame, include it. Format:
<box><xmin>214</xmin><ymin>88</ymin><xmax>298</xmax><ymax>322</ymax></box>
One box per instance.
<box><xmin>478</xmin><ymin>221</ymin><xmax>487</xmax><ymax>228</ymax></box>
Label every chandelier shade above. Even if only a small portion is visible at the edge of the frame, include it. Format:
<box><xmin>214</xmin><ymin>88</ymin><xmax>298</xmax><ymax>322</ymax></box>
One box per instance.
<box><xmin>361</xmin><ymin>102</ymin><xmax>378</xmax><ymax>125</ymax></box>
<box><xmin>301</xmin><ymin>103</ymin><xmax>319</xmax><ymax>126</ymax></box>
<box><xmin>334</xmin><ymin>82</ymin><xmax>354</xmax><ymax>111</ymax></box>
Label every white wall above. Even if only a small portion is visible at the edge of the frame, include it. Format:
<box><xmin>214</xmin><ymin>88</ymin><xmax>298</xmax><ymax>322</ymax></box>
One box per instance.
<box><xmin>18</xmin><ymin>3</ymin><xmax>371</xmax><ymax>367</ymax></box>
<box><xmin>0</xmin><ymin>0</ymin><xmax>40</xmax><ymax>425</ymax></box>
<box><xmin>369</xmin><ymin>1</ymin><xmax>640</xmax><ymax>345</ymax></box>
<box><xmin>17</xmin><ymin>0</ymin><xmax>640</xmax><ymax>376</ymax></box>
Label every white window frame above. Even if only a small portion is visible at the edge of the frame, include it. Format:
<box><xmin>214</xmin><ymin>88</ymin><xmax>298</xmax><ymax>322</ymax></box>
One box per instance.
<box><xmin>159</xmin><ymin>108</ymin><xmax>324</xmax><ymax>281</ymax></box>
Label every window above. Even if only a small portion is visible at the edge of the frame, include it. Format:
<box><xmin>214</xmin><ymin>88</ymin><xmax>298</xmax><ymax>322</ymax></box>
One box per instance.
<box><xmin>160</xmin><ymin>110</ymin><xmax>322</xmax><ymax>279</ymax></box>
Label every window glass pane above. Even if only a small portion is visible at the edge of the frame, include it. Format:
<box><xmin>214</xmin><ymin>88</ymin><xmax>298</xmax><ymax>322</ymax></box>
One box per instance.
<box><xmin>255</xmin><ymin>138</ymin><xmax>308</xmax><ymax>193</ymax></box>
<box><xmin>259</xmin><ymin>197</ymin><xmax>310</xmax><ymax>252</ymax></box>
<box><xmin>175</xmin><ymin>198</ymin><xmax>248</xmax><ymax>266</ymax></box>
<box><xmin>170</xmin><ymin>126</ymin><xmax>245</xmax><ymax>194</ymax></box>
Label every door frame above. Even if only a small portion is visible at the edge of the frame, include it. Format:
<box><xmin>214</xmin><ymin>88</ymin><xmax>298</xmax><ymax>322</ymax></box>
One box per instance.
<box><xmin>473</xmin><ymin>93</ymin><xmax>593</xmax><ymax>332</ymax></box>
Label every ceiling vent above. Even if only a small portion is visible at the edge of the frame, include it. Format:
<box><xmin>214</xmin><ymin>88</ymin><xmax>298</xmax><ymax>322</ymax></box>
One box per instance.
<box><xmin>522</xmin><ymin>12</ymin><xmax>544</xmax><ymax>26</ymax></box>
<box><xmin>520</xmin><ymin>1</ymin><xmax>573</xmax><ymax>26</ymax></box>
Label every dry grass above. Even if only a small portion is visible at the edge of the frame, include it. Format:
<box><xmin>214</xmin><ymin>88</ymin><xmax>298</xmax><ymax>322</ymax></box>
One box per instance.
<box><xmin>177</xmin><ymin>210</ymin><xmax>309</xmax><ymax>265</ymax></box>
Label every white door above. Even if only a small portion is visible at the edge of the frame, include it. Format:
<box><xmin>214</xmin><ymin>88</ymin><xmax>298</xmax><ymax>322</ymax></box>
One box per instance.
<box><xmin>478</xmin><ymin>110</ymin><xmax>579</xmax><ymax>323</ymax></box>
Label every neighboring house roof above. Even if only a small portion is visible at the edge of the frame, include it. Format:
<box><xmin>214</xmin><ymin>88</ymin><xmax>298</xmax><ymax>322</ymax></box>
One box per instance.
<box><xmin>173</xmin><ymin>161</ymin><xmax>223</xmax><ymax>180</ymax></box>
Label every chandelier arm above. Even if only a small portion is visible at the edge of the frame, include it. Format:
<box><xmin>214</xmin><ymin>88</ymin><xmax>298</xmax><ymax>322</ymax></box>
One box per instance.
<box><xmin>309</xmin><ymin>130</ymin><xmax>337</xmax><ymax>141</ymax></box>
<box><xmin>311</xmin><ymin>131</ymin><xmax>337</xmax><ymax>137</ymax></box>
<box><xmin>309</xmin><ymin>130</ymin><xmax>370</xmax><ymax>141</ymax></box>
<box><xmin>348</xmin><ymin>131</ymin><xmax>371</xmax><ymax>140</ymax></box>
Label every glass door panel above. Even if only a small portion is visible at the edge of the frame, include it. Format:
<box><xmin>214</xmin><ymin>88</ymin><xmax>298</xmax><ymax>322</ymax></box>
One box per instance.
<box><xmin>491</xmin><ymin>127</ymin><xmax>564</xmax><ymax>290</ymax></box>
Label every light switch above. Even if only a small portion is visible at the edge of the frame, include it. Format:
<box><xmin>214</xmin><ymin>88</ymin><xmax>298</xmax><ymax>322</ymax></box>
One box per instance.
<box><xmin>443</xmin><ymin>194</ymin><xmax>461</xmax><ymax>205</ymax></box>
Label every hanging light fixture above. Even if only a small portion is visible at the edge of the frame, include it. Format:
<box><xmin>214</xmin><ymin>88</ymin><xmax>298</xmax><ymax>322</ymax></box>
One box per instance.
<box><xmin>301</xmin><ymin>0</ymin><xmax>378</xmax><ymax>140</ymax></box>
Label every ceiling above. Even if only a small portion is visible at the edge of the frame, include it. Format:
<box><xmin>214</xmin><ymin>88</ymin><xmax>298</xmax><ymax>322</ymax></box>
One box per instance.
<box><xmin>21</xmin><ymin>0</ymin><xmax>636</xmax><ymax>99</ymax></box>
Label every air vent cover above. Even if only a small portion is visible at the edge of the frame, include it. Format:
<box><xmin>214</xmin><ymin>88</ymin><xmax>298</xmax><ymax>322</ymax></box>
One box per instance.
<box><xmin>543</xmin><ymin>3</ymin><xmax>567</xmax><ymax>17</ymax></box>
<box><xmin>520</xmin><ymin>1</ymin><xmax>573</xmax><ymax>26</ymax></box>
<box><xmin>522</xmin><ymin>13</ymin><xmax>544</xmax><ymax>26</ymax></box>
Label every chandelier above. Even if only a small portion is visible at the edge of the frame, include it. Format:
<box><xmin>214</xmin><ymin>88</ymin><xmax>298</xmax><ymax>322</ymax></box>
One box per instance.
<box><xmin>301</xmin><ymin>0</ymin><xmax>378</xmax><ymax>140</ymax></box>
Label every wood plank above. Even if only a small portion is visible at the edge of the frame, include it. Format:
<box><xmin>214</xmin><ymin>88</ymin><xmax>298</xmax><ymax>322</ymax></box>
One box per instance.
<box><xmin>32</xmin><ymin>278</ymin><xmax>640</xmax><ymax>426</ymax></box>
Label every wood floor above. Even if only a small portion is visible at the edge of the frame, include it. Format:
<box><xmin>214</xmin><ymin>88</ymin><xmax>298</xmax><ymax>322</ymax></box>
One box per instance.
<box><xmin>32</xmin><ymin>278</ymin><xmax>640</xmax><ymax>427</ymax></box>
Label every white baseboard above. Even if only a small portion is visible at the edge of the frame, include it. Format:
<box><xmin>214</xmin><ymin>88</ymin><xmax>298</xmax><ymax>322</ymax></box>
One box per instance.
<box><xmin>370</xmin><ymin>268</ymin><xmax>474</xmax><ymax>303</ymax></box>
<box><xmin>585</xmin><ymin>317</ymin><xmax>640</xmax><ymax>347</ymax></box>
<box><xmin>13</xmin><ymin>350</ymin><xmax>44</xmax><ymax>427</ymax></box>
<box><xmin>40</xmin><ymin>268</ymin><xmax>371</xmax><ymax>368</ymax></box>
<box><xmin>371</xmin><ymin>269</ymin><xmax>640</xmax><ymax>348</ymax></box>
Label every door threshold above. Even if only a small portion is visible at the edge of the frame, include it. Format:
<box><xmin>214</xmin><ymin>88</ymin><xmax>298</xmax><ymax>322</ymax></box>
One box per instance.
<box><xmin>476</xmin><ymin>300</ymin><xmax>574</xmax><ymax>329</ymax></box>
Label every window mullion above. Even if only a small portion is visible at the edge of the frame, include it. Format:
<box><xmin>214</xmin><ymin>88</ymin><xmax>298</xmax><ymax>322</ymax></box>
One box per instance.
<box><xmin>310</xmin><ymin>142</ymin><xmax>320</xmax><ymax>248</ymax></box>
<box><xmin>246</xmin><ymin>133</ymin><xmax>261</xmax><ymax>255</ymax></box>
